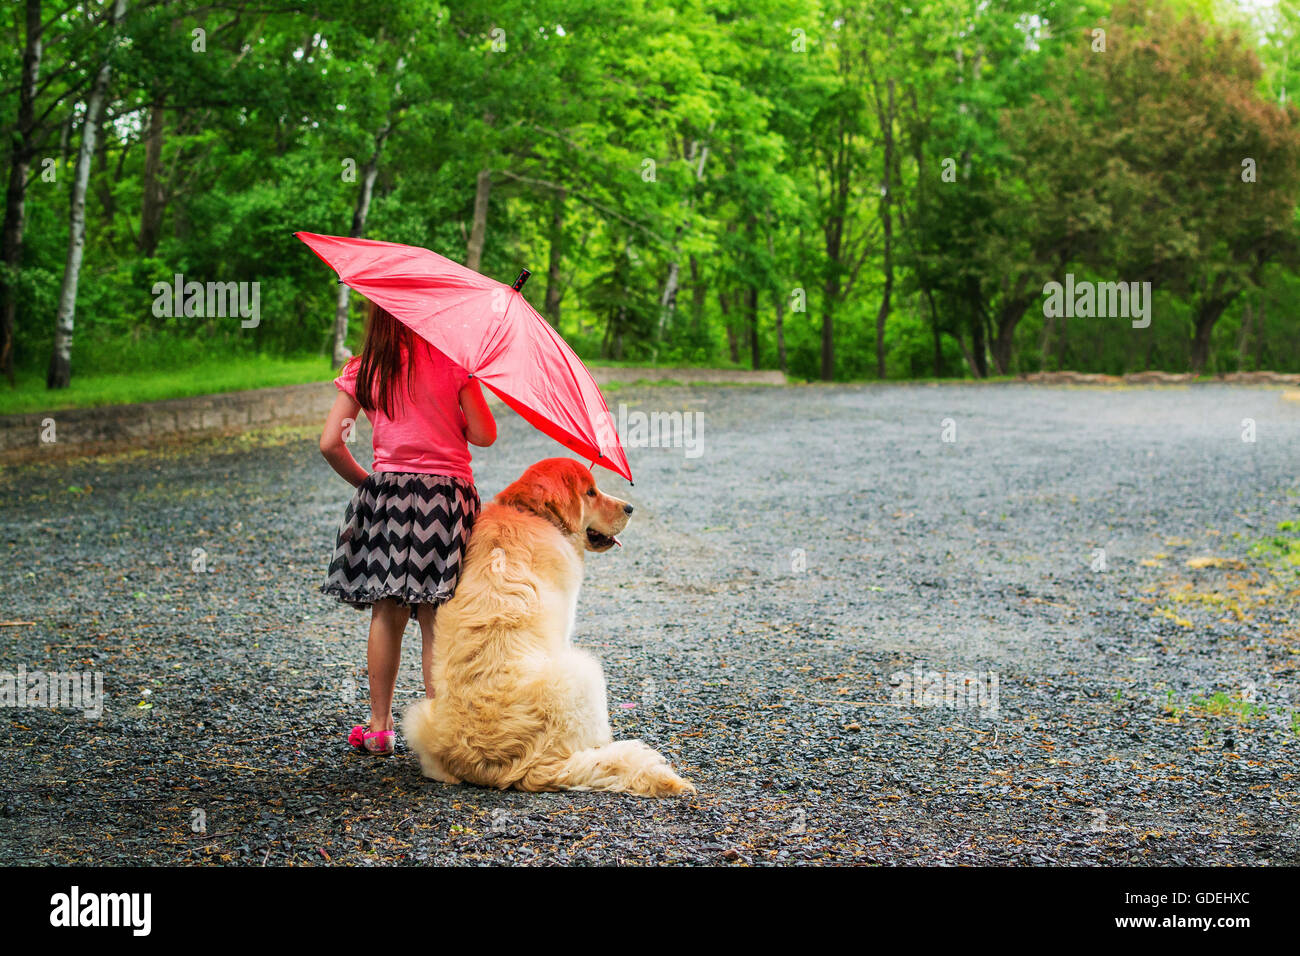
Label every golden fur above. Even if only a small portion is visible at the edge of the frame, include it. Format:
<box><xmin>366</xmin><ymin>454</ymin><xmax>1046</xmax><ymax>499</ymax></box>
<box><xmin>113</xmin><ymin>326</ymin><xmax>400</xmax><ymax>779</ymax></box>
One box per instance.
<box><xmin>403</xmin><ymin>458</ymin><xmax>694</xmax><ymax>797</ymax></box>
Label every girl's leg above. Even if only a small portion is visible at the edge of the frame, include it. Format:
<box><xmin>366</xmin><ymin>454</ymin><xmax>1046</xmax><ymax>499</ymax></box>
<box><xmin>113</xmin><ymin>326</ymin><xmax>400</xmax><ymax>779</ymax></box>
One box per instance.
<box><xmin>415</xmin><ymin>604</ymin><xmax>437</xmax><ymax>699</ymax></box>
<box><xmin>367</xmin><ymin>598</ymin><xmax>408</xmax><ymax>732</ymax></box>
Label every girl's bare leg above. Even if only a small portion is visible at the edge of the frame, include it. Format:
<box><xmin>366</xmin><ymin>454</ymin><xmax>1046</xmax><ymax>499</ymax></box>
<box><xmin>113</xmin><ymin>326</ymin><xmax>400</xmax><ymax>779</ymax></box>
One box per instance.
<box><xmin>415</xmin><ymin>604</ymin><xmax>437</xmax><ymax>698</ymax></box>
<box><xmin>367</xmin><ymin>598</ymin><xmax>408</xmax><ymax>732</ymax></box>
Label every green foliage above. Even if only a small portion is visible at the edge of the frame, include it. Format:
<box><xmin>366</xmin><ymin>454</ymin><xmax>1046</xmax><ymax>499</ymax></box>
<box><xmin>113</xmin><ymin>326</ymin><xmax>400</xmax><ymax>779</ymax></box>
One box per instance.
<box><xmin>1</xmin><ymin>0</ymin><xmax>1299</xmax><ymax>398</ymax></box>
<box><xmin>1</xmin><ymin>353</ymin><xmax>332</xmax><ymax>413</ymax></box>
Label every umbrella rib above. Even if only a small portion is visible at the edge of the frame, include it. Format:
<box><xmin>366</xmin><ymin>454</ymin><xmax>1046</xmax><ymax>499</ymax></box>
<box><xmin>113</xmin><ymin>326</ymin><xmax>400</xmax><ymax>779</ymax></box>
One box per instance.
<box><xmin>479</xmin><ymin>379</ymin><xmax>598</xmax><ymax>459</ymax></box>
<box><xmin>507</xmin><ymin>295</ymin><xmax>627</xmax><ymax>469</ymax></box>
<box><xmin>505</xmin><ymin>294</ymin><xmax>595</xmax><ymax>440</ymax></box>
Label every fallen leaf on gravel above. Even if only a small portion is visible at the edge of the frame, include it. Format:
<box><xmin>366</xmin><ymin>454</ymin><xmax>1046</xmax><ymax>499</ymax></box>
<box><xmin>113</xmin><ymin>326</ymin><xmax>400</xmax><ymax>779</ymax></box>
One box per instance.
<box><xmin>1186</xmin><ymin>557</ymin><xmax>1246</xmax><ymax>569</ymax></box>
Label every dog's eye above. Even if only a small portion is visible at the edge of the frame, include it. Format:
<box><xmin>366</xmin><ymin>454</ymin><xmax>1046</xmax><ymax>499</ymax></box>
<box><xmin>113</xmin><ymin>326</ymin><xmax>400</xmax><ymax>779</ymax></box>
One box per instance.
<box><xmin>586</xmin><ymin>488</ymin><xmax>596</xmax><ymax>497</ymax></box>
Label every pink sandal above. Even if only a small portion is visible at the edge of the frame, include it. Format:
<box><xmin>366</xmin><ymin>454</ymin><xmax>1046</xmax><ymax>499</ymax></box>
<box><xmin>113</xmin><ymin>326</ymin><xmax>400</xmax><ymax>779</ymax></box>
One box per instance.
<box><xmin>348</xmin><ymin>725</ymin><xmax>395</xmax><ymax>755</ymax></box>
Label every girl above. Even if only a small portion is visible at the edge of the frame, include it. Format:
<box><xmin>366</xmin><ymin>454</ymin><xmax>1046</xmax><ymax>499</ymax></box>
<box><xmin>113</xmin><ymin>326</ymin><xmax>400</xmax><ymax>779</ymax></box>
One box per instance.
<box><xmin>319</xmin><ymin>299</ymin><xmax>497</xmax><ymax>755</ymax></box>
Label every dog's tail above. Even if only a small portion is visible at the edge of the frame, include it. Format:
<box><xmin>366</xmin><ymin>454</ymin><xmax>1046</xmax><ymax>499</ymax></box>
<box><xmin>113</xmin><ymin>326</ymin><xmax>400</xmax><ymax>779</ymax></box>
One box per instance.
<box><xmin>520</xmin><ymin>740</ymin><xmax>694</xmax><ymax>797</ymax></box>
<box><xmin>403</xmin><ymin>698</ymin><xmax>437</xmax><ymax>756</ymax></box>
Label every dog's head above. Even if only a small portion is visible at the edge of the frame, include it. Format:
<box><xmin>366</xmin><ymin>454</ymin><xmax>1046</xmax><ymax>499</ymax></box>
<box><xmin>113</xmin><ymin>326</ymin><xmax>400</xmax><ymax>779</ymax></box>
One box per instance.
<box><xmin>495</xmin><ymin>458</ymin><xmax>631</xmax><ymax>552</ymax></box>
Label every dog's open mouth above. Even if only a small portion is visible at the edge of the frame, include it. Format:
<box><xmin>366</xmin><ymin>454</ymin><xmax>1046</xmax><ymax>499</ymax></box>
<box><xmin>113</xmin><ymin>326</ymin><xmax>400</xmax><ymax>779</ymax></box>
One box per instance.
<box><xmin>585</xmin><ymin>528</ymin><xmax>620</xmax><ymax>550</ymax></box>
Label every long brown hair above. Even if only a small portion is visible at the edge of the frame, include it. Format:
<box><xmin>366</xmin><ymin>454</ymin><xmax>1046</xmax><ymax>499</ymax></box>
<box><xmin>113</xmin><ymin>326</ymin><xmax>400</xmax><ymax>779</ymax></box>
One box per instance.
<box><xmin>354</xmin><ymin>300</ymin><xmax>419</xmax><ymax>417</ymax></box>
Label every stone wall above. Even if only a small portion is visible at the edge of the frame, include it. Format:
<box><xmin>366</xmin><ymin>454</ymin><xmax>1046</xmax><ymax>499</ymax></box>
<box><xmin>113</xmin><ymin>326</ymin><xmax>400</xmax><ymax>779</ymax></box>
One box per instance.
<box><xmin>1018</xmin><ymin>370</ymin><xmax>1300</xmax><ymax>386</ymax></box>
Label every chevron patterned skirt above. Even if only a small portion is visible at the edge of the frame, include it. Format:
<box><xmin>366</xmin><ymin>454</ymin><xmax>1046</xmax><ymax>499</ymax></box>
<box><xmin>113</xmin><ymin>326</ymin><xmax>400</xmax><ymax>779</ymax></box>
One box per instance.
<box><xmin>320</xmin><ymin>471</ymin><xmax>480</xmax><ymax>616</ymax></box>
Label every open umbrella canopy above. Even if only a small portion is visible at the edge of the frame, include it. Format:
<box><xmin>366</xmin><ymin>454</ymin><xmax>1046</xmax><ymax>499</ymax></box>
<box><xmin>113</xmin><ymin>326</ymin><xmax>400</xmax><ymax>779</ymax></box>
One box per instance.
<box><xmin>296</xmin><ymin>231</ymin><xmax>632</xmax><ymax>482</ymax></box>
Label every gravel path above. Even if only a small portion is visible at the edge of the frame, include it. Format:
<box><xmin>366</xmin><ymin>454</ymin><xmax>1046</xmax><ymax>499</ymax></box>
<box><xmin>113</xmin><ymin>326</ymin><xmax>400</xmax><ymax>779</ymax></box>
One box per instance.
<box><xmin>2</xmin><ymin>383</ymin><xmax>1298</xmax><ymax>865</ymax></box>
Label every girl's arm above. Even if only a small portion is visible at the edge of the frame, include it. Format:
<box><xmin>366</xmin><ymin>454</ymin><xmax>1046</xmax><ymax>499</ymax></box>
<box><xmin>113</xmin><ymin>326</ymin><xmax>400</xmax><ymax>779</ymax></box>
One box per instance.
<box><xmin>459</xmin><ymin>378</ymin><xmax>497</xmax><ymax>447</ymax></box>
<box><xmin>320</xmin><ymin>391</ymin><xmax>370</xmax><ymax>487</ymax></box>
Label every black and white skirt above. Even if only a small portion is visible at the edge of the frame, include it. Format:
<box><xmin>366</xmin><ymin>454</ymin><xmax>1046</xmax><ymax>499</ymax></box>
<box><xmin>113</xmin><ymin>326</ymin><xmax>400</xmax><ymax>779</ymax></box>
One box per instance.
<box><xmin>320</xmin><ymin>472</ymin><xmax>480</xmax><ymax>615</ymax></box>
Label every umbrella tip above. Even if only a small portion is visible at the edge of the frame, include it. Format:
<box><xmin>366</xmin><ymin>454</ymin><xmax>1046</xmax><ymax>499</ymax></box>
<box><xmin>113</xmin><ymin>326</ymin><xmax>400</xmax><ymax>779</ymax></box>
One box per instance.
<box><xmin>512</xmin><ymin>269</ymin><xmax>531</xmax><ymax>292</ymax></box>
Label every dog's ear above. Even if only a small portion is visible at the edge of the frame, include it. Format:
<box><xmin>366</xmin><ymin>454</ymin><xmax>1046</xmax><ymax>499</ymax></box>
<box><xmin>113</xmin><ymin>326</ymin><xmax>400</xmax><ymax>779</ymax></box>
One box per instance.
<box><xmin>543</xmin><ymin>493</ymin><xmax>583</xmax><ymax>535</ymax></box>
<box><xmin>497</xmin><ymin>464</ymin><xmax>584</xmax><ymax>535</ymax></box>
<box><xmin>540</xmin><ymin>464</ymin><xmax>584</xmax><ymax>534</ymax></box>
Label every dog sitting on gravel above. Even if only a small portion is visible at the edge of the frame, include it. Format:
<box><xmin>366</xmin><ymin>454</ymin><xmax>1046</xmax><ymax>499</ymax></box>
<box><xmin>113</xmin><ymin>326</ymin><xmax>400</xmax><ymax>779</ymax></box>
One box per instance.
<box><xmin>403</xmin><ymin>458</ymin><xmax>694</xmax><ymax>797</ymax></box>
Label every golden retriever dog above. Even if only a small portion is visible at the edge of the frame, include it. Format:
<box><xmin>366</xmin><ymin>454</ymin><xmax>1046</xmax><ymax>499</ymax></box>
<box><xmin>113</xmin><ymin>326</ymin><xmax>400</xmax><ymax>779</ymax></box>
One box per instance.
<box><xmin>403</xmin><ymin>458</ymin><xmax>694</xmax><ymax>797</ymax></box>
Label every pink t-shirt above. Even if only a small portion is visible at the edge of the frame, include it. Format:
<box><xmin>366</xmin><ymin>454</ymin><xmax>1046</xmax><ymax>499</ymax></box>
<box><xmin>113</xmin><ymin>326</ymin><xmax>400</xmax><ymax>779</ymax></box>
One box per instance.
<box><xmin>334</xmin><ymin>340</ymin><xmax>474</xmax><ymax>481</ymax></box>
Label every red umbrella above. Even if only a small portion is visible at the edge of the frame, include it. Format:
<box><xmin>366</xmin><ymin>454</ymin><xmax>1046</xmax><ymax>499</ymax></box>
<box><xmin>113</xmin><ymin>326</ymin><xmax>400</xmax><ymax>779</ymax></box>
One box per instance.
<box><xmin>295</xmin><ymin>231</ymin><xmax>632</xmax><ymax>482</ymax></box>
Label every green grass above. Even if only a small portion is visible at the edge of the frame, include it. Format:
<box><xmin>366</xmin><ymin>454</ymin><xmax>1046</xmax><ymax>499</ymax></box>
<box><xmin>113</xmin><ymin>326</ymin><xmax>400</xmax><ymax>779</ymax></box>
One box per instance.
<box><xmin>1159</xmin><ymin>684</ymin><xmax>1299</xmax><ymax>736</ymax></box>
<box><xmin>1</xmin><ymin>351</ymin><xmax>790</xmax><ymax>415</ymax></box>
<box><xmin>1249</xmin><ymin>521</ymin><xmax>1300</xmax><ymax>577</ymax></box>
<box><xmin>0</xmin><ymin>353</ymin><xmax>335</xmax><ymax>415</ymax></box>
<box><xmin>1189</xmin><ymin>691</ymin><xmax>1271</xmax><ymax>720</ymax></box>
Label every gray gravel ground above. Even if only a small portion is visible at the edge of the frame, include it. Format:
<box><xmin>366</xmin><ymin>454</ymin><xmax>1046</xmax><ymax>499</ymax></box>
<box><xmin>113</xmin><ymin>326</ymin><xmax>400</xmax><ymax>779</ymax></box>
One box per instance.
<box><xmin>2</xmin><ymin>382</ymin><xmax>1298</xmax><ymax>865</ymax></box>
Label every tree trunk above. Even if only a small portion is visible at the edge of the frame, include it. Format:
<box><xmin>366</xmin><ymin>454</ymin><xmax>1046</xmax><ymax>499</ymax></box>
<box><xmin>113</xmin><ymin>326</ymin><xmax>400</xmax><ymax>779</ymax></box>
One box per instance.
<box><xmin>991</xmin><ymin>304</ymin><xmax>1029</xmax><ymax>376</ymax></box>
<box><xmin>543</xmin><ymin>186</ymin><xmax>565</xmax><ymax>326</ymax></box>
<box><xmin>1189</xmin><ymin>321</ymin><xmax>1213</xmax><ymax>375</ymax></box>
<box><xmin>1190</xmin><ymin>304</ymin><xmax>1231</xmax><ymax>374</ymax></box>
<box><xmin>332</xmin><ymin>118</ymin><xmax>392</xmax><ymax>367</ymax></box>
<box><xmin>138</xmin><ymin>97</ymin><xmax>167</xmax><ymax>256</ymax></box>
<box><xmin>970</xmin><ymin>320</ymin><xmax>987</xmax><ymax>378</ymax></box>
<box><xmin>611</xmin><ymin>304</ymin><xmax>625</xmax><ymax>360</ymax></box>
<box><xmin>689</xmin><ymin>254</ymin><xmax>706</xmax><ymax>334</ymax></box>
<box><xmin>657</xmin><ymin>261</ymin><xmax>680</xmax><ymax>346</ymax></box>
<box><xmin>1236</xmin><ymin>300</ymin><xmax>1253</xmax><ymax>371</ymax></box>
<box><xmin>465</xmin><ymin>168</ymin><xmax>491</xmax><ymax>271</ymax></box>
<box><xmin>1040</xmin><ymin>310</ymin><xmax>1055</xmax><ymax>371</ymax></box>
<box><xmin>59</xmin><ymin>108</ymin><xmax>72</xmax><ymax>166</ymax></box>
<box><xmin>967</xmin><ymin>280</ymin><xmax>988</xmax><ymax>379</ymax></box>
<box><xmin>1252</xmin><ymin>299</ymin><xmax>1264</xmax><ymax>370</ymax></box>
<box><xmin>764</xmin><ymin>227</ymin><xmax>786</xmax><ymax>373</ymax></box>
<box><xmin>745</xmin><ymin>284</ymin><xmax>759</xmax><ymax>369</ymax></box>
<box><xmin>874</xmin><ymin>249</ymin><xmax>892</xmax><ymax>378</ymax></box>
<box><xmin>48</xmin><ymin>0</ymin><xmax>126</xmax><ymax>389</ymax></box>
<box><xmin>1189</xmin><ymin>282</ymin><xmax>1236</xmax><ymax>375</ymax></box>
<box><xmin>989</xmin><ymin>275</ymin><xmax>1033</xmax><ymax>376</ymax></box>
<box><xmin>94</xmin><ymin>116</ymin><xmax>120</xmax><ymax>244</ymax></box>
<box><xmin>952</xmin><ymin>331</ymin><xmax>979</xmax><ymax>379</ymax></box>
<box><xmin>875</xmin><ymin>78</ymin><xmax>895</xmax><ymax>380</ymax></box>
<box><xmin>990</xmin><ymin>327</ymin><xmax>1014</xmax><ymax>376</ymax></box>
<box><xmin>821</xmin><ymin>273</ymin><xmax>839</xmax><ymax>381</ymax></box>
<box><xmin>773</xmin><ymin>292</ymin><xmax>787</xmax><ymax>373</ymax></box>
<box><xmin>821</xmin><ymin>159</ymin><xmax>846</xmax><ymax>381</ymax></box>
<box><xmin>718</xmin><ymin>290</ymin><xmax>739</xmax><ymax>364</ymax></box>
<box><xmin>924</xmin><ymin>287</ymin><xmax>942</xmax><ymax>377</ymax></box>
<box><xmin>657</xmin><ymin>134</ymin><xmax>710</xmax><ymax>341</ymax></box>
<box><xmin>1</xmin><ymin>0</ymin><xmax>43</xmax><ymax>383</ymax></box>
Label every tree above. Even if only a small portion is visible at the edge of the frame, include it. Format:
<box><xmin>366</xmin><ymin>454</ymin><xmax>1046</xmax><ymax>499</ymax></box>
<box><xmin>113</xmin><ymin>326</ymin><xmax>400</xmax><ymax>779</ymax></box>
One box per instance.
<box><xmin>48</xmin><ymin>0</ymin><xmax>126</xmax><ymax>389</ymax></box>
<box><xmin>1013</xmin><ymin>1</ymin><xmax>1300</xmax><ymax>373</ymax></box>
<box><xmin>799</xmin><ymin>6</ymin><xmax>875</xmax><ymax>380</ymax></box>
<box><xmin>1</xmin><ymin>0</ymin><xmax>43</xmax><ymax>382</ymax></box>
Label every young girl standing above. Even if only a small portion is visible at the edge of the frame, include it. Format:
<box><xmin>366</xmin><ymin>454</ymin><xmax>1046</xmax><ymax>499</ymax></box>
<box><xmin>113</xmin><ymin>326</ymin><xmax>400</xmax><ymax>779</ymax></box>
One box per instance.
<box><xmin>319</xmin><ymin>299</ymin><xmax>496</xmax><ymax>755</ymax></box>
